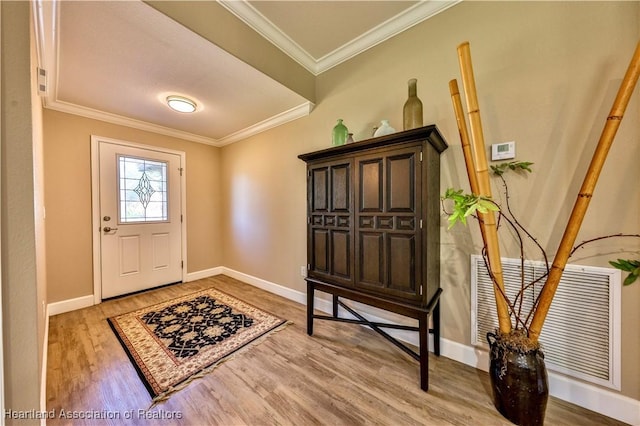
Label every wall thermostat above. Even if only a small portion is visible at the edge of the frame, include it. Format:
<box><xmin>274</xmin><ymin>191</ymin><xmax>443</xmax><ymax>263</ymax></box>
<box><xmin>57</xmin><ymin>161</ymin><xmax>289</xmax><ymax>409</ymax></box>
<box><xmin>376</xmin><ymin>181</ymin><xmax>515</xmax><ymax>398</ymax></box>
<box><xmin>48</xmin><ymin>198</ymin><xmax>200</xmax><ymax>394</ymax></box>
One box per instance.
<box><xmin>491</xmin><ymin>141</ymin><xmax>516</xmax><ymax>161</ymax></box>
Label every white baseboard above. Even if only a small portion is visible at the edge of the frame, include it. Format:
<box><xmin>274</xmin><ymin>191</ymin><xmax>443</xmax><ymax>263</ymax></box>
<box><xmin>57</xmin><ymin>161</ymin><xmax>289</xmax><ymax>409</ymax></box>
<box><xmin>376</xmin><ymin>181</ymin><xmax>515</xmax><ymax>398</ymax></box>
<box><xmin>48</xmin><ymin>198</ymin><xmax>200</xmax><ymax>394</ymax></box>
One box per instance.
<box><xmin>185</xmin><ymin>267</ymin><xmax>224</xmax><ymax>282</ymax></box>
<box><xmin>221</xmin><ymin>267</ymin><xmax>307</xmax><ymax>305</ymax></box>
<box><xmin>47</xmin><ymin>294</ymin><xmax>94</xmax><ymax>316</ymax></box>
<box><xmin>49</xmin><ymin>268</ymin><xmax>223</xmax><ymax>316</ymax></box>
<box><xmin>41</xmin><ymin>305</ymin><xmax>49</xmax><ymax>426</ymax></box>
<box><xmin>48</xmin><ymin>266</ymin><xmax>640</xmax><ymax>424</ymax></box>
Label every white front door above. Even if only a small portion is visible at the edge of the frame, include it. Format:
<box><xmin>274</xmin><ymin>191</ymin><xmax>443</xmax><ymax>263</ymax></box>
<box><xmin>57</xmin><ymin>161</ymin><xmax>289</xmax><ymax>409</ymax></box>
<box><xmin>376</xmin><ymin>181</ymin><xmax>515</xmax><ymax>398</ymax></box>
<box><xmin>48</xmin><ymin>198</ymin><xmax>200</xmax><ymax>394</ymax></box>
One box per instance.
<box><xmin>97</xmin><ymin>139</ymin><xmax>183</xmax><ymax>299</ymax></box>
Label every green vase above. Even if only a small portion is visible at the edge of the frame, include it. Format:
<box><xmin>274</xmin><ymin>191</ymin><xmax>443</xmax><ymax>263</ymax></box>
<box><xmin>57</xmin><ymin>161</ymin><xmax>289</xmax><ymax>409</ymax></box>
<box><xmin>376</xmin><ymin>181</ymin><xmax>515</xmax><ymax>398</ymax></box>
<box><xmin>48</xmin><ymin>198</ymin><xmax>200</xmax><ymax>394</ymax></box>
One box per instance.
<box><xmin>403</xmin><ymin>78</ymin><xmax>423</xmax><ymax>130</ymax></box>
<box><xmin>332</xmin><ymin>119</ymin><xmax>348</xmax><ymax>146</ymax></box>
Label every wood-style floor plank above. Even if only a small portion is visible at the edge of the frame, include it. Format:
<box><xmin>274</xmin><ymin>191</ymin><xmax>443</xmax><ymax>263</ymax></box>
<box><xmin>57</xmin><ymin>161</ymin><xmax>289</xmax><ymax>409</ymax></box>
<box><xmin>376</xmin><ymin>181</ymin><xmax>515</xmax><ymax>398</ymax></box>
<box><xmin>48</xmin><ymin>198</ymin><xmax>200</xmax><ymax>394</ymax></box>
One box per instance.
<box><xmin>46</xmin><ymin>275</ymin><xmax>624</xmax><ymax>425</ymax></box>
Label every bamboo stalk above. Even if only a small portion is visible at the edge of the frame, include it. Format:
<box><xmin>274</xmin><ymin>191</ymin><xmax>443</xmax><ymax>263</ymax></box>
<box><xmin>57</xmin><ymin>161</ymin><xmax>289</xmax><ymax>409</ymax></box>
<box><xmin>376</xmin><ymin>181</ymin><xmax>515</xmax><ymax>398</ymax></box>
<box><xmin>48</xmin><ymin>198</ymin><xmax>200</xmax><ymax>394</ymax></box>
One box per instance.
<box><xmin>457</xmin><ymin>42</ymin><xmax>512</xmax><ymax>334</ymax></box>
<box><xmin>449</xmin><ymin>78</ymin><xmax>489</xmax><ymax>255</ymax></box>
<box><xmin>449</xmin><ymin>79</ymin><xmax>481</xmax><ymax>196</ymax></box>
<box><xmin>529</xmin><ymin>41</ymin><xmax>640</xmax><ymax>342</ymax></box>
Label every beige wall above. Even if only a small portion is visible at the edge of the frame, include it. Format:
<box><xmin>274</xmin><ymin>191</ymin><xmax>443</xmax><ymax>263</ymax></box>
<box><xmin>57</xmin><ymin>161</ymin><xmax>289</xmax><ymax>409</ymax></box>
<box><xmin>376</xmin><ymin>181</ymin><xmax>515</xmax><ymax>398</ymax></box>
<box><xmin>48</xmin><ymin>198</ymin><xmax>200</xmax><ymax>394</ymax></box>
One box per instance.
<box><xmin>1</xmin><ymin>0</ymin><xmax>47</xmax><ymax>415</ymax></box>
<box><xmin>220</xmin><ymin>2</ymin><xmax>640</xmax><ymax>399</ymax></box>
<box><xmin>43</xmin><ymin>110</ymin><xmax>222</xmax><ymax>303</ymax></box>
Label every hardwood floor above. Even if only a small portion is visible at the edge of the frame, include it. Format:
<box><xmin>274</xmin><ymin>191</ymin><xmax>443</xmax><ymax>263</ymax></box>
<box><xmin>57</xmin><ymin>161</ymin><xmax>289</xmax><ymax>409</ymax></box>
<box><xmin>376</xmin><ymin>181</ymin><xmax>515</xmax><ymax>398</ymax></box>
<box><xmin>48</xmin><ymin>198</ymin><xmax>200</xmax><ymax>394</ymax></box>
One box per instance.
<box><xmin>47</xmin><ymin>275</ymin><xmax>624</xmax><ymax>425</ymax></box>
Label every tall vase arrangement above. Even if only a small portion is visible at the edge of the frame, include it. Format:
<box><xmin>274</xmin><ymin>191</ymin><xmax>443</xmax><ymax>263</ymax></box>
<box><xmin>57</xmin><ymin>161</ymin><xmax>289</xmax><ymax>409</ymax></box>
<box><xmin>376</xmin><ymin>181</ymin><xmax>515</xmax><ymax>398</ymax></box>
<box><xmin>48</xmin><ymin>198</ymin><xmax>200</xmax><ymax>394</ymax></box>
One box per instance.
<box><xmin>444</xmin><ymin>41</ymin><xmax>640</xmax><ymax>425</ymax></box>
<box><xmin>403</xmin><ymin>78</ymin><xmax>423</xmax><ymax>130</ymax></box>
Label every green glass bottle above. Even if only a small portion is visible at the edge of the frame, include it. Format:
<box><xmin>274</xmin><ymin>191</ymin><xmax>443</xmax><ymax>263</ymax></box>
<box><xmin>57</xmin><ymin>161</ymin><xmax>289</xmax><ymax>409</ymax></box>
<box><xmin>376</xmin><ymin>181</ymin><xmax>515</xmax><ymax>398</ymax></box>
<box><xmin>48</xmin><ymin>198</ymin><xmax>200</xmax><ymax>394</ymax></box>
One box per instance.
<box><xmin>332</xmin><ymin>119</ymin><xmax>348</xmax><ymax>146</ymax></box>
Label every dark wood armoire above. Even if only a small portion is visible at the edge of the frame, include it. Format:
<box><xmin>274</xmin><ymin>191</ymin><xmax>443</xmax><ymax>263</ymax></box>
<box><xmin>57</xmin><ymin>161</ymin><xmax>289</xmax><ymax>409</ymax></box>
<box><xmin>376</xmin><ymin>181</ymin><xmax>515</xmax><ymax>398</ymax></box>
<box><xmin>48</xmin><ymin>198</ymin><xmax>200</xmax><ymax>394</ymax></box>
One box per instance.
<box><xmin>298</xmin><ymin>125</ymin><xmax>448</xmax><ymax>391</ymax></box>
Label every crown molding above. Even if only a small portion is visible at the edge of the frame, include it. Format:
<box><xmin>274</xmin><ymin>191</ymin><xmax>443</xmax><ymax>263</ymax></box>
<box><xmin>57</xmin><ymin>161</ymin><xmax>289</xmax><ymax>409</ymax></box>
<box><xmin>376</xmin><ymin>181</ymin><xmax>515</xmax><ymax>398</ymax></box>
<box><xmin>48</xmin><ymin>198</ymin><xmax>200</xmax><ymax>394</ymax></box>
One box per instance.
<box><xmin>216</xmin><ymin>101</ymin><xmax>314</xmax><ymax>146</ymax></box>
<box><xmin>218</xmin><ymin>0</ymin><xmax>461</xmax><ymax>75</ymax></box>
<box><xmin>218</xmin><ymin>0</ymin><xmax>318</xmax><ymax>73</ymax></box>
<box><xmin>45</xmin><ymin>99</ymin><xmax>222</xmax><ymax>145</ymax></box>
<box><xmin>44</xmin><ymin>99</ymin><xmax>314</xmax><ymax>147</ymax></box>
<box><xmin>316</xmin><ymin>0</ymin><xmax>461</xmax><ymax>74</ymax></box>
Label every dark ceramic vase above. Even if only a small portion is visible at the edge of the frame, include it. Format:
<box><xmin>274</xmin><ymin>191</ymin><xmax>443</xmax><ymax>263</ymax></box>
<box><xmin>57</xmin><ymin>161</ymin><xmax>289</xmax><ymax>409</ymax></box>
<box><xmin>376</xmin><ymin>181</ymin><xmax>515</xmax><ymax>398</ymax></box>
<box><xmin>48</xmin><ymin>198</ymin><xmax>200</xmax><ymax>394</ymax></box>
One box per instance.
<box><xmin>487</xmin><ymin>332</ymin><xmax>549</xmax><ymax>426</ymax></box>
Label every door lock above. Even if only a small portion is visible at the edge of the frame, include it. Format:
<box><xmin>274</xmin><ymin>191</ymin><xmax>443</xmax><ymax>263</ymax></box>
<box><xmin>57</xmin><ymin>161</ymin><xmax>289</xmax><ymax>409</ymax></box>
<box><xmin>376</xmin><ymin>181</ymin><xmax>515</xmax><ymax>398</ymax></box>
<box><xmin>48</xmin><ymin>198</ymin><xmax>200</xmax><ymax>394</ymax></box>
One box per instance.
<box><xmin>103</xmin><ymin>226</ymin><xmax>118</xmax><ymax>233</ymax></box>
<box><xmin>103</xmin><ymin>216</ymin><xmax>111</xmax><ymax>221</ymax></box>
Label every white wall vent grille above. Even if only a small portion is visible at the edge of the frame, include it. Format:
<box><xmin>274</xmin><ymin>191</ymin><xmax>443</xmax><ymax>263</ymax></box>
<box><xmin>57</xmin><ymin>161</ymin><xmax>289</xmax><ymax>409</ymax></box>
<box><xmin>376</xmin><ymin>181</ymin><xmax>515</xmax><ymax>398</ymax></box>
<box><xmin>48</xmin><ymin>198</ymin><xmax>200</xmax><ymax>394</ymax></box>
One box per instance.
<box><xmin>471</xmin><ymin>255</ymin><xmax>621</xmax><ymax>390</ymax></box>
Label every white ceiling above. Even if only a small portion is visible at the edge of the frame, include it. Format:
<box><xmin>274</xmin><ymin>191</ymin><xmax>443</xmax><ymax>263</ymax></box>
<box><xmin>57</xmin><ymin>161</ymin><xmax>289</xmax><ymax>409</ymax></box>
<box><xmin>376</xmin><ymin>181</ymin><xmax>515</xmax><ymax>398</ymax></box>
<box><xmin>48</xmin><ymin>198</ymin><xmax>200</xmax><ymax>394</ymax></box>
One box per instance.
<box><xmin>35</xmin><ymin>0</ymin><xmax>459</xmax><ymax>146</ymax></box>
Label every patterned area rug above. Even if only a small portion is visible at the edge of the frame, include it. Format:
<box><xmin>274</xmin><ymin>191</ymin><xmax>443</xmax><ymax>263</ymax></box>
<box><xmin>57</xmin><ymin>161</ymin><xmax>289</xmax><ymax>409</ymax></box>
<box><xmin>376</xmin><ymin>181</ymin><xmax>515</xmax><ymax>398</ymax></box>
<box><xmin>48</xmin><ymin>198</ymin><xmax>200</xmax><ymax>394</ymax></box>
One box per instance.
<box><xmin>108</xmin><ymin>287</ymin><xmax>288</xmax><ymax>403</ymax></box>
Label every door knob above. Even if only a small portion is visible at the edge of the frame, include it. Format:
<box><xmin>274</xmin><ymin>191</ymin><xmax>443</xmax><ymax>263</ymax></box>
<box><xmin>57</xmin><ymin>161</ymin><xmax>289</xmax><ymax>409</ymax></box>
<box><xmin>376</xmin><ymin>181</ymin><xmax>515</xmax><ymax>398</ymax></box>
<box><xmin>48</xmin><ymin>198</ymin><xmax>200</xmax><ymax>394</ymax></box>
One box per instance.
<box><xmin>103</xmin><ymin>226</ymin><xmax>118</xmax><ymax>233</ymax></box>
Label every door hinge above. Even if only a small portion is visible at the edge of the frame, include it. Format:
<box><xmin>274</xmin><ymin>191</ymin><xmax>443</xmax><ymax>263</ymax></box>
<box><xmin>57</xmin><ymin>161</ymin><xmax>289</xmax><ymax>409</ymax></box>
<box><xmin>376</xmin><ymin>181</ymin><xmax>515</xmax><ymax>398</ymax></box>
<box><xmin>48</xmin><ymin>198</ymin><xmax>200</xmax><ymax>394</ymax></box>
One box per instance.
<box><xmin>179</xmin><ymin>167</ymin><xmax>184</xmax><ymax>176</ymax></box>
<box><xmin>37</xmin><ymin>68</ymin><xmax>47</xmax><ymax>95</ymax></box>
<box><xmin>420</xmin><ymin>219</ymin><xmax>423</xmax><ymax>229</ymax></box>
<box><xmin>181</xmin><ymin>260</ymin><xmax>184</xmax><ymax>269</ymax></box>
<box><xmin>420</xmin><ymin>151</ymin><xmax>423</xmax><ymax>162</ymax></box>
<box><xmin>420</xmin><ymin>285</ymin><xmax>423</xmax><ymax>296</ymax></box>
<box><xmin>181</xmin><ymin>214</ymin><xmax>183</xmax><ymax>223</ymax></box>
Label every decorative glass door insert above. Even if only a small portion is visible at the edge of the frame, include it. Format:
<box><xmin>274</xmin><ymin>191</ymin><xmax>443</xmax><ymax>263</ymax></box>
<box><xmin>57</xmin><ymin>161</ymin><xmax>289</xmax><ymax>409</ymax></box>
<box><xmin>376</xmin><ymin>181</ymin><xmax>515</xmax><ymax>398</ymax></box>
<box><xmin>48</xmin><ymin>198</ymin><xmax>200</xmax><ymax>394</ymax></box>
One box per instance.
<box><xmin>118</xmin><ymin>155</ymin><xmax>169</xmax><ymax>223</ymax></box>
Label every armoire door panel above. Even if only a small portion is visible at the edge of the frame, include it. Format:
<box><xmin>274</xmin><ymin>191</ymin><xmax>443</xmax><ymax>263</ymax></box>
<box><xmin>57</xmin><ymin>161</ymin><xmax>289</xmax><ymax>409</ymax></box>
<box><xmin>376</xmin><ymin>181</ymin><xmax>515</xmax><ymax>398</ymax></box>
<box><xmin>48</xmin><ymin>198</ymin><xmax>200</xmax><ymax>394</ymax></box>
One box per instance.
<box><xmin>359</xmin><ymin>159</ymin><xmax>383</xmax><ymax>212</ymax></box>
<box><xmin>387</xmin><ymin>152</ymin><xmax>415</xmax><ymax>212</ymax></box>
<box><xmin>359</xmin><ymin>232</ymin><xmax>384</xmax><ymax>286</ymax></box>
<box><xmin>397</xmin><ymin>216</ymin><xmax>416</xmax><ymax>230</ymax></box>
<box><xmin>331</xmin><ymin>230</ymin><xmax>351</xmax><ymax>278</ymax></box>
<box><xmin>376</xmin><ymin>216</ymin><xmax>394</xmax><ymax>229</ymax></box>
<box><xmin>331</xmin><ymin>164</ymin><xmax>350</xmax><ymax>212</ymax></box>
<box><xmin>311</xmin><ymin>168</ymin><xmax>329</xmax><ymax>212</ymax></box>
<box><xmin>312</xmin><ymin>229</ymin><xmax>329</xmax><ymax>273</ymax></box>
<box><xmin>337</xmin><ymin>216</ymin><xmax>350</xmax><ymax>227</ymax></box>
<box><xmin>387</xmin><ymin>234</ymin><xmax>416</xmax><ymax>293</ymax></box>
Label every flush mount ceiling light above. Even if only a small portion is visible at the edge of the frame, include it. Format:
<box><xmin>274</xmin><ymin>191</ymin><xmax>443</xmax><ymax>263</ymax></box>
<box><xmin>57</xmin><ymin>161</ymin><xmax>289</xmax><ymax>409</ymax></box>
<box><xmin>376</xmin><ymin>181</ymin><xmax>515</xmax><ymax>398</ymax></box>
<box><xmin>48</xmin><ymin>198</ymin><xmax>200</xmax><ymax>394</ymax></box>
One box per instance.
<box><xmin>166</xmin><ymin>95</ymin><xmax>197</xmax><ymax>113</ymax></box>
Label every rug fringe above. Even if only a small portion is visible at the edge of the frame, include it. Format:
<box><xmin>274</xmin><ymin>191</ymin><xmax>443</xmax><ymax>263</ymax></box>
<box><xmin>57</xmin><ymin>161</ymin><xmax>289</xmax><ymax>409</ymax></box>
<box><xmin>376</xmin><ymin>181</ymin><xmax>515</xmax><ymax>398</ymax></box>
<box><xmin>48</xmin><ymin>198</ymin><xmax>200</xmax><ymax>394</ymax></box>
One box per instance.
<box><xmin>147</xmin><ymin>320</ymin><xmax>292</xmax><ymax>410</ymax></box>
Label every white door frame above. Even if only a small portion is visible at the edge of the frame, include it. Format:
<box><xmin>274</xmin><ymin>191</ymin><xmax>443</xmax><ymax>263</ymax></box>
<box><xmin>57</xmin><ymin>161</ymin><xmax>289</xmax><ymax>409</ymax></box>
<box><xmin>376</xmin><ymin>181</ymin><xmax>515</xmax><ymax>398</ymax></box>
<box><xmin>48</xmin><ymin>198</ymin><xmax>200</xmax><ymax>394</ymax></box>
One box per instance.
<box><xmin>0</xmin><ymin>4</ymin><xmax>4</xmax><ymax>422</ymax></box>
<box><xmin>90</xmin><ymin>135</ymin><xmax>187</xmax><ymax>304</ymax></box>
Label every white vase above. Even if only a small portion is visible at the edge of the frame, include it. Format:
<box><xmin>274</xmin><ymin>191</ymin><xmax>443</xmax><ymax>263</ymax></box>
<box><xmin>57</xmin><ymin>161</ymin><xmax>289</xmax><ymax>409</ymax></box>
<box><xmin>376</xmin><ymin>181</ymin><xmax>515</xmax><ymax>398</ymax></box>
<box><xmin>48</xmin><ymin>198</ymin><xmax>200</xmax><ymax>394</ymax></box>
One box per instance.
<box><xmin>373</xmin><ymin>120</ymin><xmax>396</xmax><ymax>137</ymax></box>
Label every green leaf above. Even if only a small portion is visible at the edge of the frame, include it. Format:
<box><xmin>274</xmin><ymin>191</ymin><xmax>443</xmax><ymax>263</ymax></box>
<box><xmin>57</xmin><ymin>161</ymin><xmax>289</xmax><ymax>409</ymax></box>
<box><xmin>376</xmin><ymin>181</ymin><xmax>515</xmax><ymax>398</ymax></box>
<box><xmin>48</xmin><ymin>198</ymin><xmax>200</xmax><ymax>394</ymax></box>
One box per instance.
<box><xmin>610</xmin><ymin>259</ymin><xmax>636</xmax><ymax>271</ymax></box>
<box><xmin>623</xmin><ymin>273</ymin><xmax>638</xmax><ymax>286</ymax></box>
<box><xmin>442</xmin><ymin>188</ymin><xmax>500</xmax><ymax>229</ymax></box>
<box><xmin>490</xmin><ymin>161</ymin><xmax>534</xmax><ymax>176</ymax></box>
<box><xmin>478</xmin><ymin>199</ymin><xmax>499</xmax><ymax>212</ymax></box>
<box><xmin>610</xmin><ymin>259</ymin><xmax>640</xmax><ymax>286</ymax></box>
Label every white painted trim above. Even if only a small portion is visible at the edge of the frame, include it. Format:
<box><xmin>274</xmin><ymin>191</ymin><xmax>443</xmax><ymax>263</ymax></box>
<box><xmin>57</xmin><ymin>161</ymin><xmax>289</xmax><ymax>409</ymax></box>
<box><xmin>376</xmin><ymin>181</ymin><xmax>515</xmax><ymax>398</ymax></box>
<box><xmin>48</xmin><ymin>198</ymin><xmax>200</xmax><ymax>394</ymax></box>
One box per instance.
<box><xmin>90</xmin><ymin>138</ymin><xmax>102</xmax><ymax>305</ymax></box>
<box><xmin>315</xmin><ymin>0</ymin><xmax>461</xmax><ymax>74</ymax></box>
<box><xmin>40</xmin><ymin>306</ymin><xmax>49</xmax><ymax>426</ymax></box>
<box><xmin>0</xmin><ymin>3</ymin><xmax>4</xmax><ymax>423</ymax></box>
<box><xmin>49</xmin><ymin>100</ymin><xmax>219</xmax><ymax>146</ymax></box>
<box><xmin>90</xmin><ymin>136</ymin><xmax>188</xmax><ymax>304</ymax></box>
<box><xmin>219</xmin><ymin>0</ymin><xmax>461</xmax><ymax>75</ymax></box>
<box><xmin>221</xmin><ymin>268</ymin><xmax>307</xmax><ymax>305</ymax></box>
<box><xmin>44</xmin><ymin>99</ymin><xmax>313</xmax><ymax>147</ymax></box>
<box><xmin>218</xmin><ymin>0</ymin><xmax>317</xmax><ymax>73</ymax></box>
<box><xmin>47</xmin><ymin>295</ymin><xmax>94</xmax><ymax>317</ymax></box>
<box><xmin>216</xmin><ymin>102</ymin><xmax>314</xmax><ymax>146</ymax></box>
<box><xmin>185</xmin><ymin>267</ymin><xmax>224</xmax><ymax>282</ymax></box>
